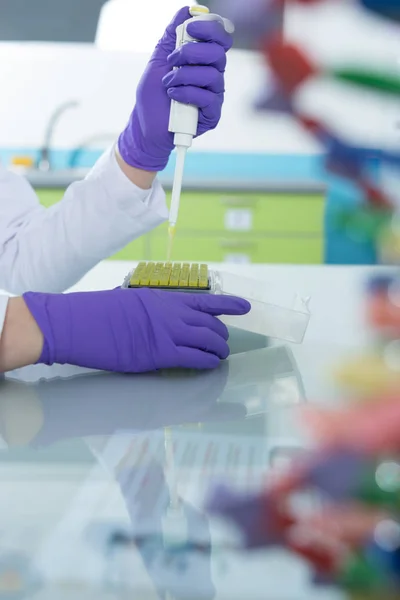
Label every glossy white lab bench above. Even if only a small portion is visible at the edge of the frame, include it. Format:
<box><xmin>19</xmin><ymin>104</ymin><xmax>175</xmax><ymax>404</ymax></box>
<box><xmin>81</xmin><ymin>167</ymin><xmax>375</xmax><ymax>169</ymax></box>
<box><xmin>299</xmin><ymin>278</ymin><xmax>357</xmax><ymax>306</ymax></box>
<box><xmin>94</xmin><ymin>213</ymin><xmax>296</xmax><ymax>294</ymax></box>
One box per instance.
<box><xmin>0</xmin><ymin>263</ymin><xmax>388</xmax><ymax>600</ymax></box>
<box><xmin>68</xmin><ymin>261</ymin><xmax>384</xmax><ymax>399</ymax></box>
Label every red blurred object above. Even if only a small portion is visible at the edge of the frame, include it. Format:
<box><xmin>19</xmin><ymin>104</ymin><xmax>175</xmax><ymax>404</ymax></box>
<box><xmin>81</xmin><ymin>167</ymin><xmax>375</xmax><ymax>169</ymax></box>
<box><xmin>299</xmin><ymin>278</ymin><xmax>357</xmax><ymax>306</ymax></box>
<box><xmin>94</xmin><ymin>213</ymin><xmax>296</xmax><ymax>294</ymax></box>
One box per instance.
<box><xmin>297</xmin><ymin>115</ymin><xmax>326</xmax><ymax>138</ymax></box>
<box><xmin>264</xmin><ymin>38</ymin><xmax>318</xmax><ymax>93</ymax></box>
<box><xmin>275</xmin><ymin>0</ymin><xmax>329</xmax><ymax>10</ymax></box>
<box><xmin>362</xmin><ymin>182</ymin><xmax>393</xmax><ymax>210</ymax></box>
<box><xmin>367</xmin><ymin>293</ymin><xmax>400</xmax><ymax>332</ymax></box>
<box><xmin>290</xmin><ymin>0</ymin><xmax>327</xmax><ymax>3</ymax></box>
<box><xmin>288</xmin><ymin>534</ymin><xmax>342</xmax><ymax>575</ymax></box>
<box><xmin>303</xmin><ymin>394</ymin><xmax>400</xmax><ymax>455</ymax></box>
<box><xmin>305</xmin><ymin>504</ymin><xmax>387</xmax><ymax>548</ymax></box>
<box><xmin>259</xmin><ymin>498</ymin><xmax>297</xmax><ymax>542</ymax></box>
<box><xmin>269</xmin><ymin>461</ymin><xmax>310</xmax><ymax>498</ymax></box>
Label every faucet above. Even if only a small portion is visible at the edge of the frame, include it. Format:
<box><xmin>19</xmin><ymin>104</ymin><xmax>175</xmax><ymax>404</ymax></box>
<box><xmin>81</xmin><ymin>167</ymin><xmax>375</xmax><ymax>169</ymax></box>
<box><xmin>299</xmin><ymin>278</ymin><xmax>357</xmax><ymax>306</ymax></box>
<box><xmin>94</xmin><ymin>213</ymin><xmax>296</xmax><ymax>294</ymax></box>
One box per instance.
<box><xmin>37</xmin><ymin>100</ymin><xmax>79</xmax><ymax>171</ymax></box>
<box><xmin>68</xmin><ymin>133</ymin><xmax>119</xmax><ymax>168</ymax></box>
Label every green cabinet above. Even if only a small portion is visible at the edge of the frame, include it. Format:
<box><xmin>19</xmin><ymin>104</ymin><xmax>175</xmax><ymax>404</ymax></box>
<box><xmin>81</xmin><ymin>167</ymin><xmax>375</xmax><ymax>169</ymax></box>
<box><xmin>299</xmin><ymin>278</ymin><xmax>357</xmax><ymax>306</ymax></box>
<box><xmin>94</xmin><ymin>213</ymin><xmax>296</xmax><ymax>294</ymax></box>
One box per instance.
<box><xmin>169</xmin><ymin>192</ymin><xmax>323</xmax><ymax>234</ymax></box>
<box><xmin>36</xmin><ymin>187</ymin><xmax>324</xmax><ymax>263</ymax></box>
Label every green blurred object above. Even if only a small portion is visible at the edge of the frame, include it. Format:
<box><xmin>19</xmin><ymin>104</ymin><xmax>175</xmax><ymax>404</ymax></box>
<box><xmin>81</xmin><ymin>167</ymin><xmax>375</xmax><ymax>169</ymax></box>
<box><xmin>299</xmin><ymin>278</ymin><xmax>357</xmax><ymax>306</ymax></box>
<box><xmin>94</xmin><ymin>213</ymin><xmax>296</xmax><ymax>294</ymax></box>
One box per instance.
<box><xmin>339</xmin><ymin>553</ymin><xmax>386</xmax><ymax>592</ymax></box>
<box><xmin>333</xmin><ymin>67</ymin><xmax>400</xmax><ymax>96</ymax></box>
<box><xmin>36</xmin><ymin>188</ymin><xmax>325</xmax><ymax>264</ymax></box>
<box><xmin>334</xmin><ymin>207</ymin><xmax>392</xmax><ymax>242</ymax></box>
<box><xmin>357</xmin><ymin>469</ymin><xmax>400</xmax><ymax>511</ymax></box>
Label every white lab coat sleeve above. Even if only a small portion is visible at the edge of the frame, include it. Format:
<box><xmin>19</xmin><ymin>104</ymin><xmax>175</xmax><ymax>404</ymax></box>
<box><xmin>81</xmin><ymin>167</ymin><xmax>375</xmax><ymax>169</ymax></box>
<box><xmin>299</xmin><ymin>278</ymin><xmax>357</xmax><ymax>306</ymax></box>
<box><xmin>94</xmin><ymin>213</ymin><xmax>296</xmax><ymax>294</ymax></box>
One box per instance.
<box><xmin>0</xmin><ymin>295</ymin><xmax>7</xmax><ymax>340</ymax></box>
<box><xmin>0</xmin><ymin>146</ymin><xmax>169</xmax><ymax>294</ymax></box>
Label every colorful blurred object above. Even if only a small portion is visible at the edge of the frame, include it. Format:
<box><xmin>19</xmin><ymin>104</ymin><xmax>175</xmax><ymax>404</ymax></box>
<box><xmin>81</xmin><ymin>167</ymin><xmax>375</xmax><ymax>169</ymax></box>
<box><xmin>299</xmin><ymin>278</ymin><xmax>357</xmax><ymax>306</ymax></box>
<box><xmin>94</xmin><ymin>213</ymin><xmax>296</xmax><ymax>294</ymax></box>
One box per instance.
<box><xmin>333</xmin><ymin>354</ymin><xmax>400</xmax><ymax>395</ymax></box>
<box><xmin>206</xmin><ymin>270</ymin><xmax>400</xmax><ymax>598</ymax></box>
<box><xmin>204</xmin><ymin>3</ymin><xmax>400</xmax><ymax>598</ymax></box>
<box><xmin>380</xmin><ymin>225</ymin><xmax>400</xmax><ymax>264</ymax></box>
<box><xmin>248</xmin><ymin>0</ymin><xmax>400</xmax><ymax>263</ymax></box>
<box><xmin>203</xmin><ymin>0</ymin><xmax>400</xmax><ymax>591</ymax></box>
<box><xmin>207</xmin><ymin>418</ymin><xmax>400</xmax><ymax>595</ymax></box>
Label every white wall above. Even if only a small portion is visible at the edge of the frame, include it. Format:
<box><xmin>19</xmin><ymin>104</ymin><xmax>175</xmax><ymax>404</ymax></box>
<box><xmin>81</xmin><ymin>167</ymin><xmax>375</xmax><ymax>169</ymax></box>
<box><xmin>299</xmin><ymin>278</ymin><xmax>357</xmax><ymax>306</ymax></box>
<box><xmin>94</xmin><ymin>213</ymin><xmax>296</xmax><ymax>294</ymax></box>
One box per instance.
<box><xmin>0</xmin><ymin>0</ymin><xmax>397</xmax><ymax>155</ymax></box>
<box><xmin>0</xmin><ymin>44</ymin><xmax>320</xmax><ymax>155</ymax></box>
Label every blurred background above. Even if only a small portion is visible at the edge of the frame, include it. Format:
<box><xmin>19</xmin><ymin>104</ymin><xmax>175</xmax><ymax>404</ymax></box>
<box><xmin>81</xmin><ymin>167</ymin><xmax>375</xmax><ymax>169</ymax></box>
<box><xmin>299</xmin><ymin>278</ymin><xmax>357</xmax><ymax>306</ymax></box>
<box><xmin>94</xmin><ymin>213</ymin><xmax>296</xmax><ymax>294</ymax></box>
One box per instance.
<box><xmin>0</xmin><ymin>0</ymin><xmax>397</xmax><ymax>265</ymax></box>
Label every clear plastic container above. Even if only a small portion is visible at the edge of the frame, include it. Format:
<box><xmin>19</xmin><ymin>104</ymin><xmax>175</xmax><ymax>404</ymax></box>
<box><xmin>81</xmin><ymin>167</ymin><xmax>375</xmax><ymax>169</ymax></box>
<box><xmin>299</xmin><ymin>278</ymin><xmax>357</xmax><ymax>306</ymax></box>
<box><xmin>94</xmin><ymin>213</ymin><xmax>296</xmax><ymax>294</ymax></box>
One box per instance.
<box><xmin>211</xmin><ymin>270</ymin><xmax>311</xmax><ymax>344</ymax></box>
<box><xmin>122</xmin><ymin>266</ymin><xmax>311</xmax><ymax>344</ymax></box>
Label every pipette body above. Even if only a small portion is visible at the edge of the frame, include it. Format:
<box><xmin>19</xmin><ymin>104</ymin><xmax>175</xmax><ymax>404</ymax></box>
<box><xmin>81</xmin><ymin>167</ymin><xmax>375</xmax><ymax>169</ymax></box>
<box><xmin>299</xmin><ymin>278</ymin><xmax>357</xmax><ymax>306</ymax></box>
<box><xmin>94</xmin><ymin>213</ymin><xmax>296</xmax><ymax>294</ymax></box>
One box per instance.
<box><xmin>168</xmin><ymin>6</ymin><xmax>235</xmax><ymax>251</ymax></box>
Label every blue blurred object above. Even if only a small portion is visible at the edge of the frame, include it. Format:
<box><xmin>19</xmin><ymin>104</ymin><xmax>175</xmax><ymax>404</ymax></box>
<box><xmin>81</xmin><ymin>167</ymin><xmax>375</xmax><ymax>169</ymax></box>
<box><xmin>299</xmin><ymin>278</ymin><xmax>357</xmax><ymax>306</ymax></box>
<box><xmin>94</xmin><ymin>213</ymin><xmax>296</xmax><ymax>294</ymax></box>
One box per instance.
<box><xmin>325</xmin><ymin>169</ymin><xmax>380</xmax><ymax>264</ymax></box>
<box><xmin>360</xmin><ymin>0</ymin><xmax>400</xmax><ymax>21</ymax></box>
<box><xmin>366</xmin><ymin>274</ymin><xmax>396</xmax><ymax>294</ymax></box>
<box><xmin>307</xmin><ymin>449</ymin><xmax>367</xmax><ymax>500</ymax></box>
<box><xmin>327</xmin><ymin>142</ymin><xmax>400</xmax><ymax>175</ymax></box>
<box><xmin>254</xmin><ymin>85</ymin><xmax>294</xmax><ymax>113</ymax></box>
<box><xmin>363</xmin><ymin>536</ymin><xmax>400</xmax><ymax>589</ymax></box>
<box><xmin>380</xmin><ymin>149</ymin><xmax>400</xmax><ymax>169</ymax></box>
<box><xmin>326</xmin><ymin>139</ymin><xmax>376</xmax><ymax>180</ymax></box>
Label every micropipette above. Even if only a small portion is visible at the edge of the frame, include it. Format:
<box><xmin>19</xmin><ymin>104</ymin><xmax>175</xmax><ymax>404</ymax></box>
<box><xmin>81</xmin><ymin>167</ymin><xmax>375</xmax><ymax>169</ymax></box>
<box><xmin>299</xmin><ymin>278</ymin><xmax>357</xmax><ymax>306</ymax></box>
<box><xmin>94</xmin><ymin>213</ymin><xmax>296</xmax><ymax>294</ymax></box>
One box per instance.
<box><xmin>167</xmin><ymin>5</ymin><xmax>235</xmax><ymax>259</ymax></box>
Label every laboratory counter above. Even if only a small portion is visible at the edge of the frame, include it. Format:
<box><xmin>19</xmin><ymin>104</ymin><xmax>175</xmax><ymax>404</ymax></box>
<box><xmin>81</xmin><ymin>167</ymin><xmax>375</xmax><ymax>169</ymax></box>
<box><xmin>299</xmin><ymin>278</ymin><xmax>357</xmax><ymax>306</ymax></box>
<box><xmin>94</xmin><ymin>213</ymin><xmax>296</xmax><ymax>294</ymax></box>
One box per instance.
<box><xmin>0</xmin><ymin>263</ymin><xmax>388</xmax><ymax>600</ymax></box>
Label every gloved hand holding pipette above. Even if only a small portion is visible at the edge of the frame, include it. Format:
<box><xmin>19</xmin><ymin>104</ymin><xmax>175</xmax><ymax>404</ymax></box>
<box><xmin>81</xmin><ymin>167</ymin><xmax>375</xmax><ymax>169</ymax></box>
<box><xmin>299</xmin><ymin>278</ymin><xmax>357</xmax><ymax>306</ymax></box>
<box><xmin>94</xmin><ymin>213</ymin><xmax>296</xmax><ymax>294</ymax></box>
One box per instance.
<box><xmin>166</xmin><ymin>6</ymin><xmax>234</xmax><ymax>252</ymax></box>
<box><xmin>118</xmin><ymin>6</ymin><xmax>233</xmax><ymax>171</ymax></box>
<box><xmin>118</xmin><ymin>6</ymin><xmax>234</xmax><ymax>257</ymax></box>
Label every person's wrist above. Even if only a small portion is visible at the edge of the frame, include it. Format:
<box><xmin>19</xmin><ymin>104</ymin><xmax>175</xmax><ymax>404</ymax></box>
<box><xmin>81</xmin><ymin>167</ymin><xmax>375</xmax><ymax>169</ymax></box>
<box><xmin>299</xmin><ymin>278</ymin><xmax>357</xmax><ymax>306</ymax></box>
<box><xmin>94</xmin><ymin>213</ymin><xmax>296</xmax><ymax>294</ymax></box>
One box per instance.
<box><xmin>115</xmin><ymin>147</ymin><xmax>157</xmax><ymax>190</ymax></box>
<box><xmin>22</xmin><ymin>292</ymin><xmax>64</xmax><ymax>366</ymax></box>
<box><xmin>0</xmin><ymin>297</ymin><xmax>44</xmax><ymax>372</ymax></box>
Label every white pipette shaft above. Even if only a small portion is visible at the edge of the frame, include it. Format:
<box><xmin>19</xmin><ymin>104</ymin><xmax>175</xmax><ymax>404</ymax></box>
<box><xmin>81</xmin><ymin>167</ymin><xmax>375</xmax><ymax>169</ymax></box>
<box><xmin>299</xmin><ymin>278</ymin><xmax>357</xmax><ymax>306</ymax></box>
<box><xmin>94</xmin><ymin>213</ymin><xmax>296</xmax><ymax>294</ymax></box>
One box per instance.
<box><xmin>169</xmin><ymin>145</ymin><xmax>187</xmax><ymax>229</ymax></box>
<box><xmin>168</xmin><ymin>7</ymin><xmax>234</xmax><ymax>232</ymax></box>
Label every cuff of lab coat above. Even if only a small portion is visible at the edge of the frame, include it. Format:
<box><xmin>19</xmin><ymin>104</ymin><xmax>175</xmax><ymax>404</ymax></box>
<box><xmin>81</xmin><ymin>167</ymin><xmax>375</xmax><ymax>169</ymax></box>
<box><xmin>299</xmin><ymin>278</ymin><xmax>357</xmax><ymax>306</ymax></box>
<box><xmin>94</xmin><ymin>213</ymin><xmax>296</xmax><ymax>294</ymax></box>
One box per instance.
<box><xmin>85</xmin><ymin>145</ymin><xmax>169</xmax><ymax>222</ymax></box>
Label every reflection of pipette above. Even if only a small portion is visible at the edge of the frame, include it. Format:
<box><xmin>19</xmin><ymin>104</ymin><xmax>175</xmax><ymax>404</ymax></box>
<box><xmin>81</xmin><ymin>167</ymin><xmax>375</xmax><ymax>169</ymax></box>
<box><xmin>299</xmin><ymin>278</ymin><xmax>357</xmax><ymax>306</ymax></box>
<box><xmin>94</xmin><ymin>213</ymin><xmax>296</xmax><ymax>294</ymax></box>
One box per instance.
<box><xmin>164</xmin><ymin>427</ymin><xmax>180</xmax><ymax>511</ymax></box>
<box><xmin>163</xmin><ymin>427</ymin><xmax>188</xmax><ymax>549</ymax></box>
<box><xmin>167</xmin><ymin>5</ymin><xmax>235</xmax><ymax>260</ymax></box>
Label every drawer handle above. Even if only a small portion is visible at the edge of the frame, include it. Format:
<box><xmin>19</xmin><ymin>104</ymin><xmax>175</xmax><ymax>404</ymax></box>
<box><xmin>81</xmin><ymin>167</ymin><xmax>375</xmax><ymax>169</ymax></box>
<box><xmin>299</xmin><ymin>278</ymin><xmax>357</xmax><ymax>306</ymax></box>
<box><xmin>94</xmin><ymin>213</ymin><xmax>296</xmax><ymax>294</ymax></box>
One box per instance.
<box><xmin>219</xmin><ymin>197</ymin><xmax>258</xmax><ymax>207</ymax></box>
<box><xmin>219</xmin><ymin>240</ymin><xmax>256</xmax><ymax>249</ymax></box>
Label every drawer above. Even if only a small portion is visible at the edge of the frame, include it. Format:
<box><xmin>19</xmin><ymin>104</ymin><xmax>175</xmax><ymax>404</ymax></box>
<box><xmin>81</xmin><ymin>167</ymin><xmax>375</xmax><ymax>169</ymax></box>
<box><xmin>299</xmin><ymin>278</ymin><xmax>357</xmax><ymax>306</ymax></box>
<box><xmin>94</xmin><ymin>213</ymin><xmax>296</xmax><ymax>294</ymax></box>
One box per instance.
<box><xmin>150</xmin><ymin>234</ymin><xmax>323</xmax><ymax>264</ymax></box>
<box><xmin>165</xmin><ymin>192</ymin><xmax>324</xmax><ymax>234</ymax></box>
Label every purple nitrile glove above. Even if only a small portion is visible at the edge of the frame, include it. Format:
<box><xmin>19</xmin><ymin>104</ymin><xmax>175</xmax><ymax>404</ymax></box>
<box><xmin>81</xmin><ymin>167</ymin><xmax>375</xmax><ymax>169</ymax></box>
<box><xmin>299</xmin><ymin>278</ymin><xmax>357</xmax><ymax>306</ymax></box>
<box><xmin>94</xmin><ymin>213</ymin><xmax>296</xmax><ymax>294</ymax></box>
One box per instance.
<box><xmin>23</xmin><ymin>288</ymin><xmax>250</xmax><ymax>373</ymax></box>
<box><xmin>118</xmin><ymin>6</ymin><xmax>233</xmax><ymax>172</ymax></box>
